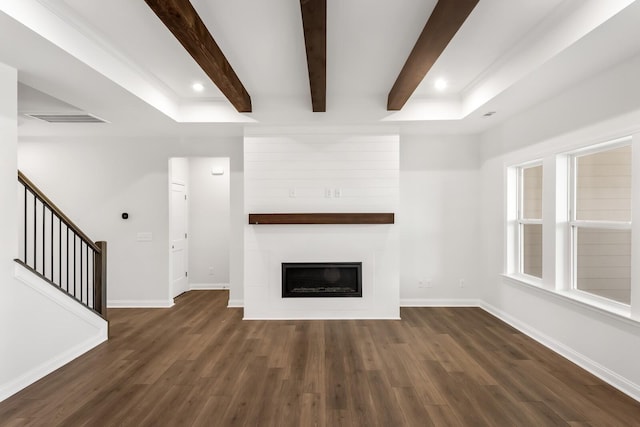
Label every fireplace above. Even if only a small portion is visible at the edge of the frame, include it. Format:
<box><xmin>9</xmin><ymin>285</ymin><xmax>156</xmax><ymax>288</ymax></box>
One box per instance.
<box><xmin>282</xmin><ymin>262</ymin><xmax>362</xmax><ymax>298</ymax></box>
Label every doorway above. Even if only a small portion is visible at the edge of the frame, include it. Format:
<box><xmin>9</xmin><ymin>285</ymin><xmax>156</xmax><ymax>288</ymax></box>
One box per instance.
<box><xmin>169</xmin><ymin>157</ymin><xmax>231</xmax><ymax>300</ymax></box>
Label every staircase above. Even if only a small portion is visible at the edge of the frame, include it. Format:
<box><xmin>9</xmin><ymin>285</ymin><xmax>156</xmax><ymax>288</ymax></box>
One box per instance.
<box><xmin>15</xmin><ymin>171</ymin><xmax>107</xmax><ymax>319</ymax></box>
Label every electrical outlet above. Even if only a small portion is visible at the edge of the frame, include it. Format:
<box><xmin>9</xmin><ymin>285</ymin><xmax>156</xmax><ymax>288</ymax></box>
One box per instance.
<box><xmin>325</xmin><ymin>188</ymin><xmax>332</xmax><ymax>198</ymax></box>
<box><xmin>334</xmin><ymin>188</ymin><xmax>342</xmax><ymax>198</ymax></box>
<box><xmin>289</xmin><ymin>188</ymin><xmax>296</xmax><ymax>198</ymax></box>
<box><xmin>459</xmin><ymin>279</ymin><xmax>465</xmax><ymax>288</ymax></box>
<box><xmin>418</xmin><ymin>280</ymin><xmax>432</xmax><ymax>289</ymax></box>
<box><xmin>209</xmin><ymin>267</ymin><xmax>214</xmax><ymax>276</ymax></box>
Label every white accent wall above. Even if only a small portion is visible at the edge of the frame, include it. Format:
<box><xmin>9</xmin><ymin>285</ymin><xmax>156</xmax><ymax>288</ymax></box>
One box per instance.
<box><xmin>243</xmin><ymin>133</ymin><xmax>399</xmax><ymax>319</ymax></box>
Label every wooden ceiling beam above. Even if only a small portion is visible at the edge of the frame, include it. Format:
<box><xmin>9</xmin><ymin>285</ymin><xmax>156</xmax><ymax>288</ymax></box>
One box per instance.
<box><xmin>387</xmin><ymin>0</ymin><xmax>479</xmax><ymax>111</ymax></box>
<box><xmin>144</xmin><ymin>0</ymin><xmax>252</xmax><ymax>113</ymax></box>
<box><xmin>300</xmin><ymin>0</ymin><xmax>327</xmax><ymax>112</ymax></box>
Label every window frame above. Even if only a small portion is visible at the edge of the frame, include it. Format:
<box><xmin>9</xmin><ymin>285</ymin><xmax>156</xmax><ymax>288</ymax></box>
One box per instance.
<box><xmin>515</xmin><ymin>161</ymin><xmax>544</xmax><ymax>280</ymax></box>
<box><xmin>568</xmin><ymin>138</ymin><xmax>632</xmax><ymax>305</ymax></box>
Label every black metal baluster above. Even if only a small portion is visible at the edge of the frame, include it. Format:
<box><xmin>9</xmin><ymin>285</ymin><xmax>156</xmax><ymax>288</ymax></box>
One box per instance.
<box><xmin>90</xmin><ymin>248</ymin><xmax>93</xmax><ymax>308</ymax></box>
<box><xmin>80</xmin><ymin>240</ymin><xmax>83</xmax><ymax>303</ymax></box>
<box><xmin>66</xmin><ymin>226</ymin><xmax>69</xmax><ymax>292</ymax></box>
<box><xmin>23</xmin><ymin>185</ymin><xmax>27</xmax><ymax>263</ymax></box>
<box><xmin>42</xmin><ymin>202</ymin><xmax>45</xmax><ymax>277</ymax></box>
<box><xmin>73</xmin><ymin>233</ymin><xmax>77</xmax><ymax>299</ymax></box>
<box><xmin>59</xmin><ymin>217</ymin><xmax>62</xmax><ymax>287</ymax></box>
<box><xmin>50</xmin><ymin>209</ymin><xmax>54</xmax><ymax>282</ymax></box>
<box><xmin>86</xmin><ymin>243</ymin><xmax>89</xmax><ymax>305</ymax></box>
<box><xmin>33</xmin><ymin>193</ymin><xmax>36</xmax><ymax>270</ymax></box>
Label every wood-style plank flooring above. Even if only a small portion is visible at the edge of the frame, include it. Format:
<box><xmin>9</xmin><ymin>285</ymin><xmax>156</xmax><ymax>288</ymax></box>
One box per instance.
<box><xmin>1</xmin><ymin>290</ymin><xmax>639</xmax><ymax>426</ymax></box>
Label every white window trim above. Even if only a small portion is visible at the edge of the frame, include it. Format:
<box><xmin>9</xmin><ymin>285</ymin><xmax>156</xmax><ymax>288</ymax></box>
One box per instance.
<box><xmin>568</xmin><ymin>140</ymin><xmax>632</xmax><ymax>305</ymax></box>
<box><xmin>502</xmin><ymin>274</ymin><xmax>635</xmax><ymax>326</ymax></box>
<box><xmin>569</xmin><ymin>220</ymin><xmax>631</xmax><ymax>230</ymax></box>
<box><xmin>504</xmin><ymin>134</ymin><xmax>639</xmax><ymax>321</ymax></box>
<box><xmin>515</xmin><ymin>162</ymin><xmax>543</xmax><ymax>280</ymax></box>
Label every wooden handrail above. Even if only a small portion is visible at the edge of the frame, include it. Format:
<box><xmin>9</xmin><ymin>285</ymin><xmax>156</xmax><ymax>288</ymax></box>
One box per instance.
<box><xmin>18</xmin><ymin>171</ymin><xmax>101</xmax><ymax>253</ymax></box>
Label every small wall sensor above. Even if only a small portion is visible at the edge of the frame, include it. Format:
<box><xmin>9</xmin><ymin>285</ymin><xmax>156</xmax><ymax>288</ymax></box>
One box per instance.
<box><xmin>211</xmin><ymin>168</ymin><xmax>225</xmax><ymax>175</ymax></box>
<box><xmin>121</xmin><ymin>212</ymin><xmax>129</xmax><ymax>220</ymax></box>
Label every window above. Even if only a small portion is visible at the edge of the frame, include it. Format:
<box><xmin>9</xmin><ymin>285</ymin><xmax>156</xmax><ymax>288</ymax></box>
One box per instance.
<box><xmin>571</xmin><ymin>143</ymin><xmax>632</xmax><ymax>304</ymax></box>
<box><xmin>518</xmin><ymin>164</ymin><xmax>543</xmax><ymax>279</ymax></box>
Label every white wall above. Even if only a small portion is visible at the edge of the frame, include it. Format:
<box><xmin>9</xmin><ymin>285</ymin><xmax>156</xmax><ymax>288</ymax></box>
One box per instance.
<box><xmin>479</xmin><ymin>52</ymin><xmax>640</xmax><ymax>399</ymax></box>
<box><xmin>244</xmin><ymin>133</ymin><xmax>399</xmax><ymax>319</ymax></box>
<box><xmin>170</xmin><ymin>157</ymin><xmax>189</xmax><ymax>183</ymax></box>
<box><xmin>0</xmin><ymin>63</ymin><xmax>105</xmax><ymax>402</ymax></box>
<box><xmin>17</xmin><ymin>128</ymin><xmax>485</xmax><ymax>314</ymax></box>
<box><xmin>188</xmin><ymin>157</ymin><xmax>230</xmax><ymax>286</ymax></box>
<box><xmin>17</xmin><ymin>136</ymin><xmax>244</xmax><ymax>307</ymax></box>
<box><xmin>399</xmin><ymin>135</ymin><xmax>482</xmax><ymax>305</ymax></box>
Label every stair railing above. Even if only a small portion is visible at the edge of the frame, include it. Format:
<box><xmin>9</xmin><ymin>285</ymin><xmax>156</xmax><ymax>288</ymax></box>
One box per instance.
<box><xmin>16</xmin><ymin>171</ymin><xmax>107</xmax><ymax>318</ymax></box>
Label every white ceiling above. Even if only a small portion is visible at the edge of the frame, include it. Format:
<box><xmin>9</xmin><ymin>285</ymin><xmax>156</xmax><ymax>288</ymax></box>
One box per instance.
<box><xmin>0</xmin><ymin>0</ymin><xmax>638</xmax><ymax>137</ymax></box>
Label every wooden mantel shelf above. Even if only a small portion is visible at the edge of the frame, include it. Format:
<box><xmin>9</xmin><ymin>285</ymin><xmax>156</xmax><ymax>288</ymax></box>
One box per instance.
<box><xmin>248</xmin><ymin>213</ymin><xmax>394</xmax><ymax>225</ymax></box>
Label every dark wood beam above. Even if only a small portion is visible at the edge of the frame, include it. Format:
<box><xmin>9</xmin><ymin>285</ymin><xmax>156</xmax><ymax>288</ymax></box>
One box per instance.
<box><xmin>300</xmin><ymin>0</ymin><xmax>326</xmax><ymax>112</ymax></box>
<box><xmin>387</xmin><ymin>0</ymin><xmax>479</xmax><ymax>111</ymax></box>
<box><xmin>144</xmin><ymin>0</ymin><xmax>252</xmax><ymax>112</ymax></box>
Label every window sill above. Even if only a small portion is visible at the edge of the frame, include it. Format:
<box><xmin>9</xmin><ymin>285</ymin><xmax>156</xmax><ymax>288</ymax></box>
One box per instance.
<box><xmin>501</xmin><ymin>274</ymin><xmax>638</xmax><ymax>327</ymax></box>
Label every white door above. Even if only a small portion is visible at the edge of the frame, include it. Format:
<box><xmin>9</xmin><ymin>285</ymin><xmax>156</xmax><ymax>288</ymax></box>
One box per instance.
<box><xmin>171</xmin><ymin>182</ymin><xmax>188</xmax><ymax>297</ymax></box>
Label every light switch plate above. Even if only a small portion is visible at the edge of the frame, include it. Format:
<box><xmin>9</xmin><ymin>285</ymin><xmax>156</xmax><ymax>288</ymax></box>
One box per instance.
<box><xmin>136</xmin><ymin>232</ymin><xmax>153</xmax><ymax>242</ymax></box>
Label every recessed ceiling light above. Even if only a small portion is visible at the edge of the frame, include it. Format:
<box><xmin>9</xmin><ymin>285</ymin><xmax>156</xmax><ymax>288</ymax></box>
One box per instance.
<box><xmin>192</xmin><ymin>82</ymin><xmax>204</xmax><ymax>92</ymax></box>
<box><xmin>434</xmin><ymin>78</ymin><xmax>448</xmax><ymax>91</ymax></box>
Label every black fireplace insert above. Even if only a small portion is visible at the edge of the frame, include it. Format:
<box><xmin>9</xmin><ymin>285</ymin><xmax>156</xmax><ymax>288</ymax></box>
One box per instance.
<box><xmin>282</xmin><ymin>262</ymin><xmax>362</xmax><ymax>298</ymax></box>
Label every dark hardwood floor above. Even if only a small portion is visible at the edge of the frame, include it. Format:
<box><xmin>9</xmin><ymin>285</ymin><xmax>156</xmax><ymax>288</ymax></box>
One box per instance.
<box><xmin>1</xmin><ymin>290</ymin><xmax>639</xmax><ymax>426</ymax></box>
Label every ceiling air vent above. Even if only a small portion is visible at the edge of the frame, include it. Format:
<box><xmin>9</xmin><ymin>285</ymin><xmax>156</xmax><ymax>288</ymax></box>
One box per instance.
<box><xmin>24</xmin><ymin>113</ymin><xmax>107</xmax><ymax>123</ymax></box>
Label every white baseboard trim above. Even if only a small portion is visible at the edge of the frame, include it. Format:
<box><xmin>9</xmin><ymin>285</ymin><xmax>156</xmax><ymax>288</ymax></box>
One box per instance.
<box><xmin>0</xmin><ymin>331</ymin><xmax>107</xmax><ymax>403</ymax></box>
<box><xmin>480</xmin><ymin>301</ymin><xmax>640</xmax><ymax>403</ymax></box>
<box><xmin>14</xmin><ymin>263</ymin><xmax>107</xmax><ymax>329</ymax></box>
<box><xmin>400</xmin><ymin>298</ymin><xmax>482</xmax><ymax>307</ymax></box>
<box><xmin>107</xmin><ymin>299</ymin><xmax>174</xmax><ymax>308</ymax></box>
<box><xmin>227</xmin><ymin>299</ymin><xmax>244</xmax><ymax>308</ymax></box>
<box><xmin>189</xmin><ymin>283</ymin><xmax>229</xmax><ymax>290</ymax></box>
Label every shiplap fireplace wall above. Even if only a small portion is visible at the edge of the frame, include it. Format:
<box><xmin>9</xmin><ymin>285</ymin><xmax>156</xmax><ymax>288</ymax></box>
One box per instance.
<box><xmin>243</xmin><ymin>131</ymin><xmax>399</xmax><ymax>319</ymax></box>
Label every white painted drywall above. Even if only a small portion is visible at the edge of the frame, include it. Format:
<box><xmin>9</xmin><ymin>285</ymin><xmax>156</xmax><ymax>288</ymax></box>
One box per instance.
<box><xmin>479</xmin><ymin>52</ymin><xmax>640</xmax><ymax>397</ymax></box>
<box><xmin>17</xmin><ymin>136</ymin><xmax>243</xmax><ymax>307</ymax></box>
<box><xmin>0</xmin><ymin>63</ymin><xmax>106</xmax><ymax>402</ymax></box>
<box><xmin>481</xmin><ymin>53</ymin><xmax>640</xmax><ymax>161</ymax></box>
<box><xmin>399</xmin><ymin>135</ymin><xmax>482</xmax><ymax>304</ymax></box>
<box><xmin>188</xmin><ymin>157</ymin><xmax>230</xmax><ymax>285</ymax></box>
<box><xmin>170</xmin><ymin>157</ymin><xmax>189</xmax><ymax>184</ymax></box>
